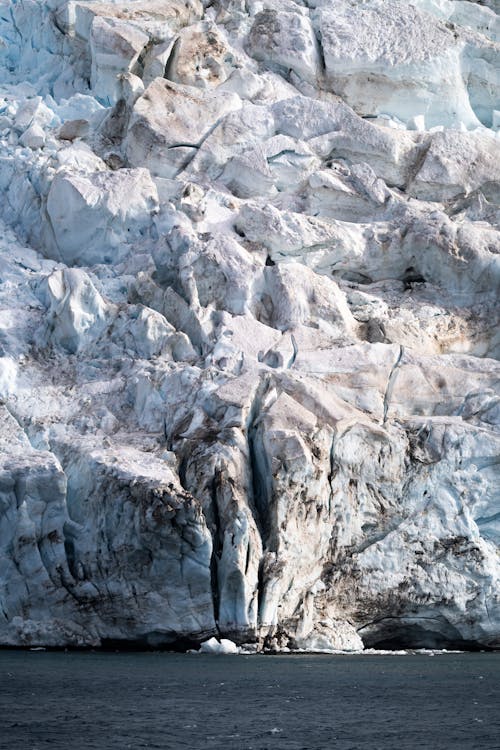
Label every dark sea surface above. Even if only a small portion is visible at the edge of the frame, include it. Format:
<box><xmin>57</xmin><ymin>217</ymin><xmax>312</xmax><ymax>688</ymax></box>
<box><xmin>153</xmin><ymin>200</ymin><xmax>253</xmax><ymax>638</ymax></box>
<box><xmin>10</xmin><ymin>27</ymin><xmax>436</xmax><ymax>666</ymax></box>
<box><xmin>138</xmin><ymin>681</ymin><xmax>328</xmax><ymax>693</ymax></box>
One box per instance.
<box><xmin>0</xmin><ymin>651</ymin><xmax>499</xmax><ymax>750</ymax></box>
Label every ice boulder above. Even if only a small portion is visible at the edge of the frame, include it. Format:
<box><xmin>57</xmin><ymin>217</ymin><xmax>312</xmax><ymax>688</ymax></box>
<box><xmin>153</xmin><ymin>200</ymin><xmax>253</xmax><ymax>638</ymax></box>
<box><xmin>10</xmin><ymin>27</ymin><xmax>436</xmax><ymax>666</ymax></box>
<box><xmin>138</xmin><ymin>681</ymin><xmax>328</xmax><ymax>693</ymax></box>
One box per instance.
<box><xmin>46</xmin><ymin>168</ymin><xmax>159</xmax><ymax>265</ymax></box>
<box><xmin>314</xmin><ymin>0</ymin><xmax>482</xmax><ymax>128</ymax></box>
<box><xmin>165</xmin><ymin>21</ymin><xmax>238</xmax><ymax>89</ymax></box>
<box><xmin>409</xmin><ymin>129</ymin><xmax>500</xmax><ymax>201</ymax></box>
<box><xmin>89</xmin><ymin>16</ymin><xmax>150</xmax><ymax>104</ymax></box>
<box><xmin>39</xmin><ymin>268</ymin><xmax>110</xmax><ymax>354</ymax></box>
<box><xmin>125</xmin><ymin>79</ymin><xmax>241</xmax><ymax>178</ymax></box>
<box><xmin>199</xmin><ymin>637</ymin><xmax>239</xmax><ymax>654</ymax></box>
<box><xmin>58</xmin><ymin>0</ymin><xmax>204</xmax><ymax>102</ymax></box>
<box><xmin>246</xmin><ymin>9</ymin><xmax>320</xmax><ymax>84</ymax></box>
<box><xmin>19</xmin><ymin>123</ymin><xmax>46</xmax><ymax>150</ymax></box>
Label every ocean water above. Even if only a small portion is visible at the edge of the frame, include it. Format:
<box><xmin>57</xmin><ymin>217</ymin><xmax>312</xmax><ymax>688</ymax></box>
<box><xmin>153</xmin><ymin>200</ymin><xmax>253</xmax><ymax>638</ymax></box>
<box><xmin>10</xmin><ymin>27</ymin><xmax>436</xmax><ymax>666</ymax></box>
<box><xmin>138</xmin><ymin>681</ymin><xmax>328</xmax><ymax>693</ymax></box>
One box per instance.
<box><xmin>0</xmin><ymin>651</ymin><xmax>499</xmax><ymax>750</ymax></box>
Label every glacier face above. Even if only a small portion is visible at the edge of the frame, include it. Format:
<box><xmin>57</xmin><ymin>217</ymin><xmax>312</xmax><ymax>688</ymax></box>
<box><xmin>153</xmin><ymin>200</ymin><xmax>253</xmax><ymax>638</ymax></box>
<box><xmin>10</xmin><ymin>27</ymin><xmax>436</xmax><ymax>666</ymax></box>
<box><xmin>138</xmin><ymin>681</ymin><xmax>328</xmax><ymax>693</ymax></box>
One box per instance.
<box><xmin>0</xmin><ymin>0</ymin><xmax>499</xmax><ymax>651</ymax></box>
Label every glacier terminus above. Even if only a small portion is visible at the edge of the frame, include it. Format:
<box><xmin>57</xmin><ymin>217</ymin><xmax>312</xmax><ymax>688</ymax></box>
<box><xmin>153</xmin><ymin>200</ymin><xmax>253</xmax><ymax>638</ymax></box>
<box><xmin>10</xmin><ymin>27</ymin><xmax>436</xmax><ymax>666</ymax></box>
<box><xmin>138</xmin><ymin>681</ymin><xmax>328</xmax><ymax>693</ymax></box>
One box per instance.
<box><xmin>0</xmin><ymin>0</ymin><xmax>499</xmax><ymax>652</ymax></box>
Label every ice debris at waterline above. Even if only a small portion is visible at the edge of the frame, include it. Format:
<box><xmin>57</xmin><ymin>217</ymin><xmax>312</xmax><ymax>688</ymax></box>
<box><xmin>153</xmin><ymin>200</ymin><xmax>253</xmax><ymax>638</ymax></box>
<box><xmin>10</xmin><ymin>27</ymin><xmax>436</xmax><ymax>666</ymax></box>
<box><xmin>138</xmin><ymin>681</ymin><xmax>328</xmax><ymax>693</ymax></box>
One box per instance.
<box><xmin>0</xmin><ymin>0</ymin><xmax>499</xmax><ymax>653</ymax></box>
<box><xmin>199</xmin><ymin>637</ymin><xmax>240</xmax><ymax>654</ymax></box>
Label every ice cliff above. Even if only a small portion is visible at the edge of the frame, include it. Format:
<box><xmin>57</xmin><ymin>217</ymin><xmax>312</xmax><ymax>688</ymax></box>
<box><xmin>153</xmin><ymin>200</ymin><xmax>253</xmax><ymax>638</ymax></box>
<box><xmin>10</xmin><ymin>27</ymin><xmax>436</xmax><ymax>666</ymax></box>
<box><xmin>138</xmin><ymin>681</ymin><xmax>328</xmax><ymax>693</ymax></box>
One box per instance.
<box><xmin>0</xmin><ymin>0</ymin><xmax>499</xmax><ymax>651</ymax></box>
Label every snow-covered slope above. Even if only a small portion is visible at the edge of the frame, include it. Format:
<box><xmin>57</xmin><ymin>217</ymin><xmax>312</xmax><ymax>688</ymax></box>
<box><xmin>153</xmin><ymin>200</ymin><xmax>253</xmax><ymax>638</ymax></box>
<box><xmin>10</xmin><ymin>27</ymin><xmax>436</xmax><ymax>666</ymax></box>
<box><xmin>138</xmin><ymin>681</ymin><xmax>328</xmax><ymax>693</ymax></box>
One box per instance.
<box><xmin>0</xmin><ymin>0</ymin><xmax>499</xmax><ymax>651</ymax></box>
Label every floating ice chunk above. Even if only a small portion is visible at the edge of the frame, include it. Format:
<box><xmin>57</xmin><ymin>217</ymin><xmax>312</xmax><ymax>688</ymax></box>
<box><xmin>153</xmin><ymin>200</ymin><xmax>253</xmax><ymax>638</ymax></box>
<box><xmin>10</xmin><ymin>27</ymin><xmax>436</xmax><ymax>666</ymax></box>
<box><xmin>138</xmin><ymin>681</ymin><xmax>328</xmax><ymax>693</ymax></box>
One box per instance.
<box><xmin>199</xmin><ymin>637</ymin><xmax>239</xmax><ymax>654</ymax></box>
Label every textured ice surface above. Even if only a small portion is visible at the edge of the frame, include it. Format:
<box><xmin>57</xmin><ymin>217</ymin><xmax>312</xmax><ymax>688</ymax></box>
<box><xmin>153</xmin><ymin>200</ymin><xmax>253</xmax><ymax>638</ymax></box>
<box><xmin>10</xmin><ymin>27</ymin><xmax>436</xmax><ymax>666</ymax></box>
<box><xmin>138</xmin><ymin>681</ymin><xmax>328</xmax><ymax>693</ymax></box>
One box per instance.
<box><xmin>0</xmin><ymin>0</ymin><xmax>498</xmax><ymax>651</ymax></box>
